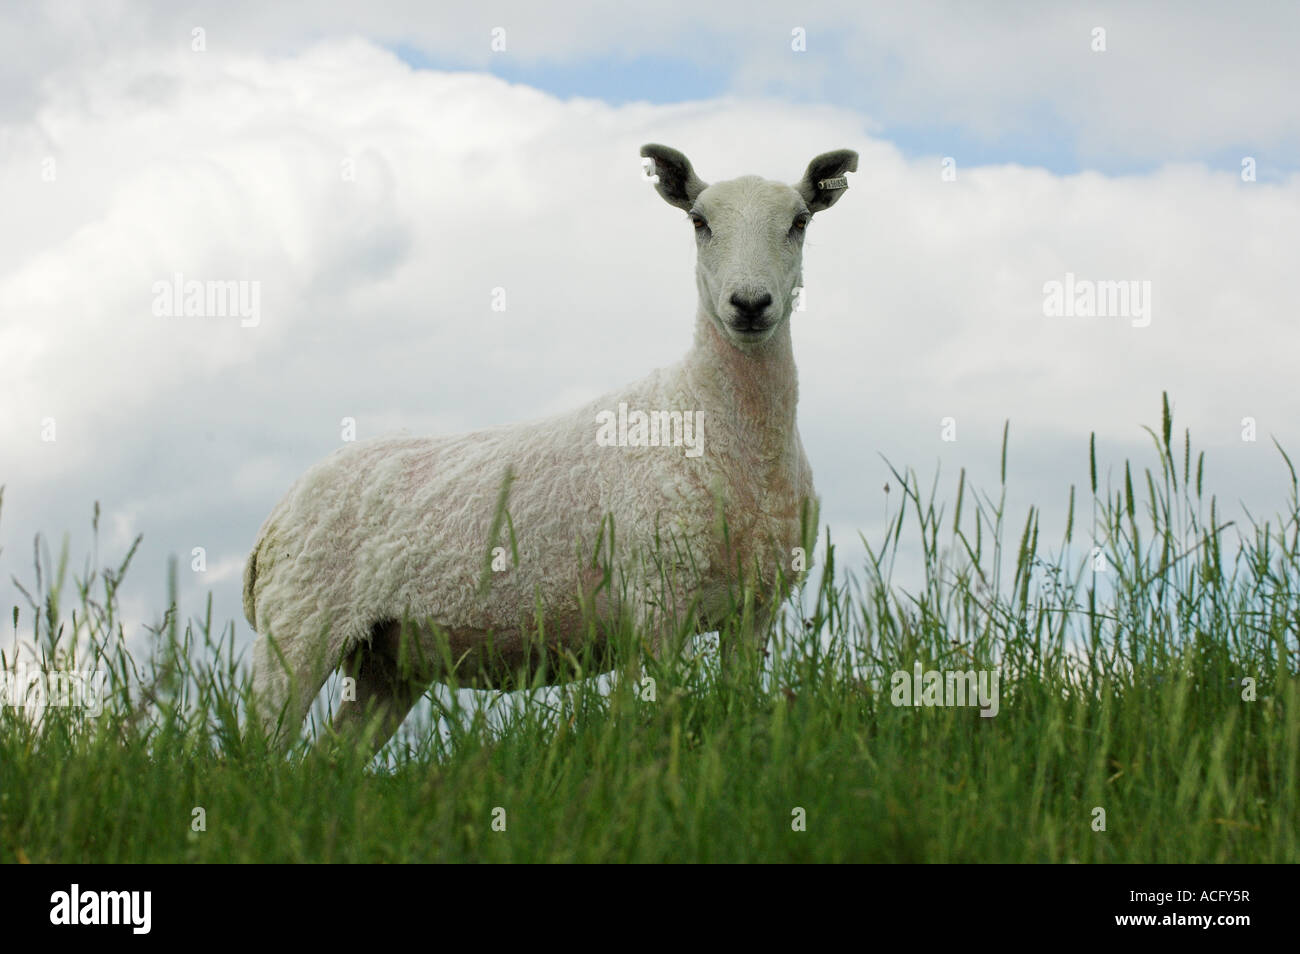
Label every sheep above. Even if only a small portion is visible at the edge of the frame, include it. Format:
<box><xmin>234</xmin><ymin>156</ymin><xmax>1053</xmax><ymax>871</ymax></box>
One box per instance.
<box><xmin>242</xmin><ymin>143</ymin><xmax>858</xmax><ymax>754</ymax></box>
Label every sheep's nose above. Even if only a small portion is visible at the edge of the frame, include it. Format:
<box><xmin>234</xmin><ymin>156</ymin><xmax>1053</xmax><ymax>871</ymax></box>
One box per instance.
<box><xmin>729</xmin><ymin>292</ymin><xmax>773</xmax><ymax>320</ymax></box>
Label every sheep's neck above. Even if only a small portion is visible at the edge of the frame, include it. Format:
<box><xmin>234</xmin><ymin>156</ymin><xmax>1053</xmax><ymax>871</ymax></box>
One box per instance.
<box><xmin>685</xmin><ymin>309</ymin><xmax>800</xmax><ymax>464</ymax></box>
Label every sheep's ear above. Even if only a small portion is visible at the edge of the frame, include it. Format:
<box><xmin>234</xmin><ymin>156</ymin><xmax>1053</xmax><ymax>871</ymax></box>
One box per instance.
<box><xmin>796</xmin><ymin>149</ymin><xmax>859</xmax><ymax>212</ymax></box>
<box><xmin>640</xmin><ymin>144</ymin><xmax>708</xmax><ymax>211</ymax></box>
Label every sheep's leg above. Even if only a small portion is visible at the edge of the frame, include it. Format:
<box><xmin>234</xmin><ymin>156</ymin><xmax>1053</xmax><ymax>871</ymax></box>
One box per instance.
<box><xmin>323</xmin><ymin>620</ymin><xmax>432</xmax><ymax>760</ymax></box>
<box><xmin>251</xmin><ymin>628</ymin><xmax>339</xmax><ymax>751</ymax></box>
<box><xmin>718</xmin><ymin>583</ymin><xmax>777</xmax><ymax>674</ymax></box>
<box><xmin>250</xmin><ymin>634</ymin><xmax>294</xmax><ymax>744</ymax></box>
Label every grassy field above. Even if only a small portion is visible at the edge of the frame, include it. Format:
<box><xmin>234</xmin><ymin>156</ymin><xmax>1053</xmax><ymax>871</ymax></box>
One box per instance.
<box><xmin>2</xmin><ymin>395</ymin><xmax>1297</xmax><ymax>863</ymax></box>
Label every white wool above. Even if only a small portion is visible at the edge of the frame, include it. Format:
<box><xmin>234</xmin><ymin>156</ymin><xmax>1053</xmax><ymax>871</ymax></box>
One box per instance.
<box><xmin>243</xmin><ymin>144</ymin><xmax>857</xmax><ymax>745</ymax></box>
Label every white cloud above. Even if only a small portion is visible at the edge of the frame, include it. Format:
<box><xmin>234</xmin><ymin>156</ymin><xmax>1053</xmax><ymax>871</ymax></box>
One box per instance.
<box><xmin>1</xmin><ymin>2</ymin><xmax>1296</xmax><ymax>164</ymax></box>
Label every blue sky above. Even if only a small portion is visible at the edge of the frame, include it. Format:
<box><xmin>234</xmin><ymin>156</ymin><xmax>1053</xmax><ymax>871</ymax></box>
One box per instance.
<box><xmin>387</xmin><ymin>12</ymin><xmax>1297</xmax><ymax>183</ymax></box>
<box><xmin>394</xmin><ymin>45</ymin><xmax>732</xmax><ymax>109</ymax></box>
<box><xmin>396</xmin><ymin>45</ymin><xmax>1098</xmax><ymax>171</ymax></box>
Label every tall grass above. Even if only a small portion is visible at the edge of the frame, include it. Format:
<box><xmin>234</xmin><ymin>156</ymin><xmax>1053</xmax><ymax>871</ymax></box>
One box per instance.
<box><xmin>1</xmin><ymin>394</ymin><xmax>1295</xmax><ymax>862</ymax></box>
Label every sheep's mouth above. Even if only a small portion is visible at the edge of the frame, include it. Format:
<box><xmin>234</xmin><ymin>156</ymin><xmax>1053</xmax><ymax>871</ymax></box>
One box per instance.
<box><xmin>727</xmin><ymin>320</ymin><xmax>775</xmax><ymax>340</ymax></box>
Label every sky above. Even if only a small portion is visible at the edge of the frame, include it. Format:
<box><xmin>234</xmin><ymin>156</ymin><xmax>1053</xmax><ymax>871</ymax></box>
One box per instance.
<box><xmin>2</xmin><ymin>1</ymin><xmax>1299</xmax><ymax>686</ymax></box>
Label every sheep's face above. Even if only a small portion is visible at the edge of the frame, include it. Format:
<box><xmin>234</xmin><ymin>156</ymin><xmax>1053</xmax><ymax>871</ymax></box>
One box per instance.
<box><xmin>640</xmin><ymin>144</ymin><xmax>859</xmax><ymax>352</ymax></box>
<box><xmin>688</xmin><ymin>177</ymin><xmax>809</xmax><ymax>348</ymax></box>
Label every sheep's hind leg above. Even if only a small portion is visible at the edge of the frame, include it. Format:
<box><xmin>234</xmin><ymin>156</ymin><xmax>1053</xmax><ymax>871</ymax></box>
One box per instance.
<box><xmin>251</xmin><ymin>631</ymin><xmax>335</xmax><ymax>752</ymax></box>
<box><xmin>322</xmin><ymin>620</ymin><xmax>432</xmax><ymax>761</ymax></box>
<box><xmin>719</xmin><ymin>585</ymin><xmax>777</xmax><ymax>677</ymax></box>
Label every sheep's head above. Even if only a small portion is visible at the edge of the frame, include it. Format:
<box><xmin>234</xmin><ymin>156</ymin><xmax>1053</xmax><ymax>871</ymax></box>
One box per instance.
<box><xmin>640</xmin><ymin>143</ymin><xmax>858</xmax><ymax>351</ymax></box>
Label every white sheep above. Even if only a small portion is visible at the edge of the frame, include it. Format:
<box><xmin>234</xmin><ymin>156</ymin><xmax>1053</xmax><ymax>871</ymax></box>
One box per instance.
<box><xmin>243</xmin><ymin>143</ymin><xmax>858</xmax><ymax>752</ymax></box>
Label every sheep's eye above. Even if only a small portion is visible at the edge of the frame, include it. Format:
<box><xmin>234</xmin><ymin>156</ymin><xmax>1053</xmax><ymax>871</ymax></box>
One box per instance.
<box><xmin>791</xmin><ymin>216</ymin><xmax>810</xmax><ymax>233</ymax></box>
<box><xmin>690</xmin><ymin>214</ymin><xmax>708</xmax><ymax>231</ymax></box>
